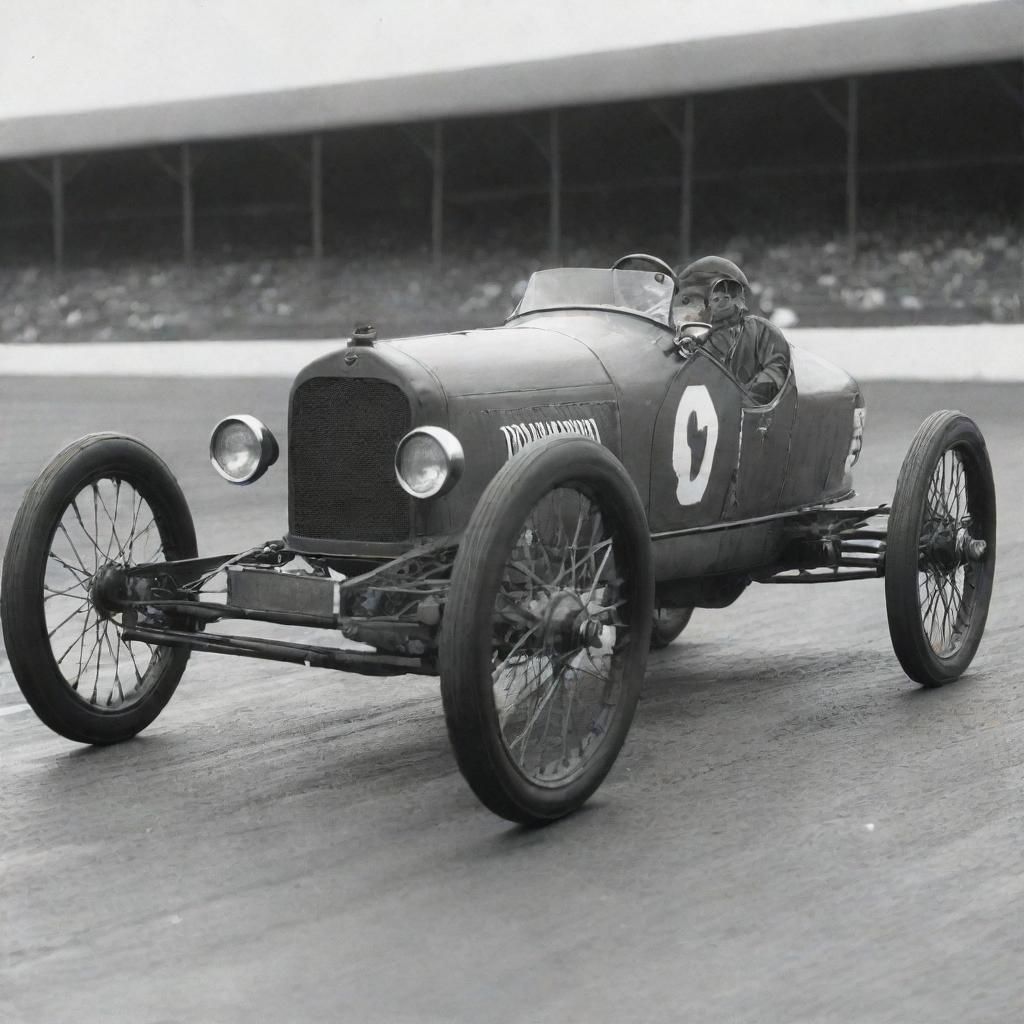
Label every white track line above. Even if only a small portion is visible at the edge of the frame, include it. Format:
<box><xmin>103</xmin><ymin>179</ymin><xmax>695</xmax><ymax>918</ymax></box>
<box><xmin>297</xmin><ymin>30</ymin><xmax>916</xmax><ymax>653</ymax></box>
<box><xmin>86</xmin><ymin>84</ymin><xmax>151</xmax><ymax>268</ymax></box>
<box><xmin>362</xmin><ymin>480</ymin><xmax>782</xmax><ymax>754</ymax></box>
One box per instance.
<box><xmin>0</xmin><ymin>325</ymin><xmax>1022</xmax><ymax>381</ymax></box>
<box><xmin>0</xmin><ymin>703</ymin><xmax>30</xmax><ymax>717</ymax></box>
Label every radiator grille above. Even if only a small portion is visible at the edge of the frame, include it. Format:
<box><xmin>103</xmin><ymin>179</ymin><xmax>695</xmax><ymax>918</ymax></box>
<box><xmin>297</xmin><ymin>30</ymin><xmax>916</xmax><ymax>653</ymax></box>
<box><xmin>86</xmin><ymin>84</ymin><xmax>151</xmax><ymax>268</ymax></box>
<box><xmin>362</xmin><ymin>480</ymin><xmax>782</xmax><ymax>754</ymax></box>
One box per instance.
<box><xmin>289</xmin><ymin>377</ymin><xmax>412</xmax><ymax>542</ymax></box>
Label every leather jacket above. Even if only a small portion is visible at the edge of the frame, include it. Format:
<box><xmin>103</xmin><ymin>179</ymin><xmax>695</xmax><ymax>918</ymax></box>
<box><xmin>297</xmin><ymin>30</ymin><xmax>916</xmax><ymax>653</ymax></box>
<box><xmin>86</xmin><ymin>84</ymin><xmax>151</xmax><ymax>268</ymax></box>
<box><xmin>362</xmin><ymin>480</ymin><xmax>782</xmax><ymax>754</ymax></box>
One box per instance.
<box><xmin>703</xmin><ymin>308</ymin><xmax>791</xmax><ymax>405</ymax></box>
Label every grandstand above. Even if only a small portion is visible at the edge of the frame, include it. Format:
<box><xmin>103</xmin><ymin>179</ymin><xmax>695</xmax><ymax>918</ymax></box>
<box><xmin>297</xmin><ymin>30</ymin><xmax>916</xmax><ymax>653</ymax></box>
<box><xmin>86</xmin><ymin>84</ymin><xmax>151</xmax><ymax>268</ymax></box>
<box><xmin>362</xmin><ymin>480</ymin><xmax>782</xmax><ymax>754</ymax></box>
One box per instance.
<box><xmin>0</xmin><ymin>0</ymin><xmax>1021</xmax><ymax>339</ymax></box>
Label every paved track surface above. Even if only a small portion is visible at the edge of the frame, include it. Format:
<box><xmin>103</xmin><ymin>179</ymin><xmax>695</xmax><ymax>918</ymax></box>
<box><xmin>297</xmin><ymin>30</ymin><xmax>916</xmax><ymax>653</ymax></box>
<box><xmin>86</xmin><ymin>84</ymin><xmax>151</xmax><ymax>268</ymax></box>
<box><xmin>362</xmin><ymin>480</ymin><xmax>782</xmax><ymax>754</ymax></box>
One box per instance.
<box><xmin>2</xmin><ymin>375</ymin><xmax>1022</xmax><ymax>1023</ymax></box>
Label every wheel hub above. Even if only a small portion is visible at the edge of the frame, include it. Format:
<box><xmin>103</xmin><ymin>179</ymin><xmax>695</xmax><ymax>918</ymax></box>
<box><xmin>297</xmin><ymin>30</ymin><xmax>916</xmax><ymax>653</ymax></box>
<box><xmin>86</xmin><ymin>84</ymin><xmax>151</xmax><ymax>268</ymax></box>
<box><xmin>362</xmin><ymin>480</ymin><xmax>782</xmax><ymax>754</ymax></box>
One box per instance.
<box><xmin>927</xmin><ymin>526</ymin><xmax>958</xmax><ymax>574</ymax></box>
<box><xmin>541</xmin><ymin>591</ymin><xmax>603</xmax><ymax>653</ymax></box>
<box><xmin>924</xmin><ymin>523</ymin><xmax>987</xmax><ymax>575</ymax></box>
<box><xmin>89</xmin><ymin>562</ymin><xmax>126</xmax><ymax>619</ymax></box>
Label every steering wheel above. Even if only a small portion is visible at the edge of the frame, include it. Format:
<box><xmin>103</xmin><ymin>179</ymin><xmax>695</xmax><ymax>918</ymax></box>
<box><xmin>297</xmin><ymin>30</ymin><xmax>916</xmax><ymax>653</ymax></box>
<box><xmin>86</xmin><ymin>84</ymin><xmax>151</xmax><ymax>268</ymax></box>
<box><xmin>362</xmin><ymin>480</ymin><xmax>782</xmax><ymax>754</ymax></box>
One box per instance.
<box><xmin>610</xmin><ymin>253</ymin><xmax>679</xmax><ymax>288</ymax></box>
<box><xmin>610</xmin><ymin>253</ymin><xmax>679</xmax><ymax>321</ymax></box>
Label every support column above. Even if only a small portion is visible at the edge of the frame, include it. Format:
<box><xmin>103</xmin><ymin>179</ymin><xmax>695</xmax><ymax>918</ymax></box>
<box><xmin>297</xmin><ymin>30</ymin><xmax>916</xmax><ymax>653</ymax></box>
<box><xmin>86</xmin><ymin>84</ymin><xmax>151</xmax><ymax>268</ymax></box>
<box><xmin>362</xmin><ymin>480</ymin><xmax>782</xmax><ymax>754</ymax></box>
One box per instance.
<box><xmin>846</xmin><ymin>78</ymin><xmax>859</xmax><ymax>263</ymax></box>
<box><xmin>52</xmin><ymin>157</ymin><xmax>64</xmax><ymax>272</ymax></box>
<box><xmin>680</xmin><ymin>97</ymin><xmax>695</xmax><ymax>265</ymax></box>
<box><xmin>549</xmin><ymin>110</ymin><xmax>562</xmax><ymax>266</ymax></box>
<box><xmin>431</xmin><ymin>121</ymin><xmax>444</xmax><ymax>268</ymax></box>
<box><xmin>181</xmin><ymin>144</ymin><xmax>194</xmax><ymax>265</ymax></box>
<box><xmin>310</xmin><ymin>133</ymin><xmax>324</xmax><ymax>261</ymax></box>
<box><xmin>649</xmin><ymin>99</ymin><xmax>696</xmax><ymax>265</ymax></box>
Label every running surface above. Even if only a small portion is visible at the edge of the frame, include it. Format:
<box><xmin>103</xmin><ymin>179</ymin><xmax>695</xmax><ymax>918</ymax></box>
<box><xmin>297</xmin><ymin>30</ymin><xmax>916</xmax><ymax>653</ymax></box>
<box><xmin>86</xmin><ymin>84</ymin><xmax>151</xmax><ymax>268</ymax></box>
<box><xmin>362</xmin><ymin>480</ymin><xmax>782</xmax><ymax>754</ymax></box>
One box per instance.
<box><xmin>1</xmin><ymin>377</ymin><xmax>1022</xmax><ymax>1023</ymax></box>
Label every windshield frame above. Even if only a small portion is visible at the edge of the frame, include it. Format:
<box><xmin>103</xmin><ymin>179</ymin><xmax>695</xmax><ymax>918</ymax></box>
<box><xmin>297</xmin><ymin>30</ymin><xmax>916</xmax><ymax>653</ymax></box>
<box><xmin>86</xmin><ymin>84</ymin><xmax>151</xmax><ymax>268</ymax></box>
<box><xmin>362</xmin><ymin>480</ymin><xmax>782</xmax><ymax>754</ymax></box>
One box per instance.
<box><xmin>506</xmin><ymin>268</ymin><xmax>677</xmax><ymax>331</ymax></box>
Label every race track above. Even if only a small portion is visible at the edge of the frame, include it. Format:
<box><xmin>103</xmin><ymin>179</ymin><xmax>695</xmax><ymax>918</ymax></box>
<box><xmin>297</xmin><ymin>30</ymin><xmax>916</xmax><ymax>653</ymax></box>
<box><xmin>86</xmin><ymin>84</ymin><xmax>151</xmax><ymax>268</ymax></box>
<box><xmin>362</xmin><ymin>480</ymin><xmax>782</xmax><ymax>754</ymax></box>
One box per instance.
<box><xmin>2</xmin><ymin>373</ymin><xmax>1023</xmax><ymax>1023</ymax></box>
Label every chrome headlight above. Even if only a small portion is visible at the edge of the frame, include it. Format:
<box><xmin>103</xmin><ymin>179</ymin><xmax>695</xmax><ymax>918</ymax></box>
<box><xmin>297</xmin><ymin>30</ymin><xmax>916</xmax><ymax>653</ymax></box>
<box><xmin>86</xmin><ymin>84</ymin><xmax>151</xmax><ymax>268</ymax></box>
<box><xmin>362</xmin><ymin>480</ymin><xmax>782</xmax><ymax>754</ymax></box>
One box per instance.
<box><xmin>210</xmin><ymin>415</ymin><xmax>279</xmax><ymax>484</ymax></box>
<box><xmin>395</xmin><ymin>426</ymin><xmax>464</xmax><ymax>499</ymax></box>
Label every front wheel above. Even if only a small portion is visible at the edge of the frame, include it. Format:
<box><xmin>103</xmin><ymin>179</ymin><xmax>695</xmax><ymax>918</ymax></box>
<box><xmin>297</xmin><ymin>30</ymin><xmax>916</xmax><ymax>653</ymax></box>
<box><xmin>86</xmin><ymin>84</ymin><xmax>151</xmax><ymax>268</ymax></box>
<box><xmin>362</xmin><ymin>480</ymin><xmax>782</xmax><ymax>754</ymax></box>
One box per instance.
<box><xmin>1</xmin><ymin>434</ymin><xmax>197</xmax><ymax>743</ymax></box>
<box><xmin>885</xmin><ymin>411</ymin><xmax>996</xmax><ymax>686</ymax></box>
<box><xmin>440</xmin><ymin>436</ymin><xmax>654</xmax><ymax>825</ymax></box>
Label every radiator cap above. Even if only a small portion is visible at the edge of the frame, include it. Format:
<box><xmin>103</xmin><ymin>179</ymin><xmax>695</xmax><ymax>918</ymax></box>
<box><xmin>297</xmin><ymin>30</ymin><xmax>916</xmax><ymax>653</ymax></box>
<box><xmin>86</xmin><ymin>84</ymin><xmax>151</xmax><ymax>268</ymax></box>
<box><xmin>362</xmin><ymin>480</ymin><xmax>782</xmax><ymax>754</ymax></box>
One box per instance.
<box><xmin>351</xmin><ymin>322</ymin><xmax>377</xmax><ymax>346</ymax></box>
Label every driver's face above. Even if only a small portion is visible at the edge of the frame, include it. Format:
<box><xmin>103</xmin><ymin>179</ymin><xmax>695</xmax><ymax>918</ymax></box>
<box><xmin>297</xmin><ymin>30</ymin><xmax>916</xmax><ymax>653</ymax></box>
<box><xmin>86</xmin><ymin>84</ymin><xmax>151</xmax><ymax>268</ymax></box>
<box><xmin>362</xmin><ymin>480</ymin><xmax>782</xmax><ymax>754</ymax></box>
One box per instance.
<box><xmin>674</xmin><ymin>285</ymin><xmax>707</xmax><ymax>323</ymax></box>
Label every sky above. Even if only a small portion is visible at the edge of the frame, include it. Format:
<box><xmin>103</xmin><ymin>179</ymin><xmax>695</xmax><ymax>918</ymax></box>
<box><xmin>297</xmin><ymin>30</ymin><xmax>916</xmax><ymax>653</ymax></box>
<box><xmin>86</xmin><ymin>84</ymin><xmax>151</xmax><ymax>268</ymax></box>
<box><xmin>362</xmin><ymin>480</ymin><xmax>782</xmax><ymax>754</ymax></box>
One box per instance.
<box><xmin>0</xmin><ymin>0</ymin><xmax>1008</xmax><ymax>119</ymax></box>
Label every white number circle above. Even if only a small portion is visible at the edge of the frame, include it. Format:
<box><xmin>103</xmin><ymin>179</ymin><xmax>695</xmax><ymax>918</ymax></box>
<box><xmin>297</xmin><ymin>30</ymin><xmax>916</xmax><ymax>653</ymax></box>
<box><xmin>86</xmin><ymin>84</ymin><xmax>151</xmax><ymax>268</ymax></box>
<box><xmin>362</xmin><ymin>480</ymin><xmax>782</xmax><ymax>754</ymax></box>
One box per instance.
<box><xmin>672</xmin><ymin>386</ymin><xmax>718</xmax><ymax>506</ymax></box>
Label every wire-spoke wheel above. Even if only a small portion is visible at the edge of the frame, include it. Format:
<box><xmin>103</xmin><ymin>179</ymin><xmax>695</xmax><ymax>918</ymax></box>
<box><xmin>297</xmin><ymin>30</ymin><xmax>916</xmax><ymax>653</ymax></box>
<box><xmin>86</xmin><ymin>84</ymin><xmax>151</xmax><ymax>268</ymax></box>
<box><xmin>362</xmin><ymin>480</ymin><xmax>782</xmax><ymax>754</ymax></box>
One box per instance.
<box><xmin>650</xmin><ymin>606</ymin><xmax>693</xmax><ymax>649</ymax></box>
<box><xmin>885</xmin><ymin>411</ymin><xmax>996</xmax><ymax>686</ymax></box>
<box><xmin>440</xmin><ymin>436</ymin><xmax>653</xmax><ymax>825</ymax></box>
<box><xmin>1</xmin><ymin>434</ymin><xmax>197</xmax><ymax>742</ymax></box>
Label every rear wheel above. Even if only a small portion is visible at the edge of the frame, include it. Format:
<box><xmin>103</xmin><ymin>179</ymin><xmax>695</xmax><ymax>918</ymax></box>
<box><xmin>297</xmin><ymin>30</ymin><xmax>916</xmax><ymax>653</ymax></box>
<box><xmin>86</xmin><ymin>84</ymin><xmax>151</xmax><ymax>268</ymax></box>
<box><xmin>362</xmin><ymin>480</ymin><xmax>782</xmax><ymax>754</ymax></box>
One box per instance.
<box><xmin>440</xmin><ymin>436</ymin><xmax>653</xmax><ymax>825</ymax></box>
<box><xmin>885</xmin><ymin>412</ymin><xmax>995</xmax><ymax>686</ymax></box>
<box><xmin>650</xmin><ymin>606</ymin><xmax>693</xmax><ymax>649</ymax></box>
<box><xmin>1</xmin><ymin>434</ymin><xmax>197</xmax><ymax>743</ymax></box>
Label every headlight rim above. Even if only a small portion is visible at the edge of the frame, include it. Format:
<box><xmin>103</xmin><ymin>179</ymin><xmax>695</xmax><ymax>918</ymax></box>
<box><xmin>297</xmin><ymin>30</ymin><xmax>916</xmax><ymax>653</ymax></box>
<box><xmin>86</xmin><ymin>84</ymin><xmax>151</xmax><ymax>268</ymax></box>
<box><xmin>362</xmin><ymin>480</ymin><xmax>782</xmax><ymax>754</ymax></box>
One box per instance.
<box><xmin>209</xmin><ymin>413</ymin><xmax>279</xmax><ymax>485</ymax></box>
<box><xmin>394</xmin><ymin>426</ymin><xmax>465</xmax><ymax>499</ymax></box>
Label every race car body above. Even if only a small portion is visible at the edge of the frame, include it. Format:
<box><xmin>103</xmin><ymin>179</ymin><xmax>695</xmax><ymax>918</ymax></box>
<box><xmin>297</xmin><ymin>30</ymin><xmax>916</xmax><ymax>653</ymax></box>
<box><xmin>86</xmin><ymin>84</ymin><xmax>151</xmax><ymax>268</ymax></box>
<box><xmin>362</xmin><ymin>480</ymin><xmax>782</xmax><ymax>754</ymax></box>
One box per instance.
<box><xmin>1</xmin><ymin>257</ymin><xmax>995</xmax><ymax>825</ymax></box>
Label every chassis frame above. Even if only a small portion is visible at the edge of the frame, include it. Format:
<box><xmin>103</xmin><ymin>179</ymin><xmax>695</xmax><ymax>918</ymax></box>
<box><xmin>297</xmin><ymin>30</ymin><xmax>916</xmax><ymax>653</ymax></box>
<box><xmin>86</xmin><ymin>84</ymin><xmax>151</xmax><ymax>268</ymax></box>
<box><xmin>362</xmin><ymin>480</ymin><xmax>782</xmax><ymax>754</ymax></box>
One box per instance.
<box><xmin>110</xmin><ymin>504</ymin><xmax>891</xmax><ymax>678</ymax></box>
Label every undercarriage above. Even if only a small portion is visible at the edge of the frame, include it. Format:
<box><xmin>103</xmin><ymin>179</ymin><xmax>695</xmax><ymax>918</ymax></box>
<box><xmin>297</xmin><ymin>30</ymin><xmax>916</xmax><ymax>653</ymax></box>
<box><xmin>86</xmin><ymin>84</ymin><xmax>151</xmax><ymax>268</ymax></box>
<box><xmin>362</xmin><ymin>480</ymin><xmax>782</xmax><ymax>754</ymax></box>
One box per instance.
<box><xmin>104</xmin><ymin>505</ymin><xmax>896</xmax><ymax>679</ymax></box>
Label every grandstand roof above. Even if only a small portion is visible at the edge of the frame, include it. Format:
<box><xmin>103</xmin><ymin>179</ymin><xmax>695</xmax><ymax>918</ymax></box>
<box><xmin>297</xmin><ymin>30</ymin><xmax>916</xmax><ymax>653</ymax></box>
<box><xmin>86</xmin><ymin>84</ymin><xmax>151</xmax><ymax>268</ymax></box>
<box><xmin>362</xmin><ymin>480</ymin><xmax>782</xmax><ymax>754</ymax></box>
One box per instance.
<box><xmin>0</xmin><ymin>0</ymin><xmax>1020</xmax><ymax>160</ymax></box>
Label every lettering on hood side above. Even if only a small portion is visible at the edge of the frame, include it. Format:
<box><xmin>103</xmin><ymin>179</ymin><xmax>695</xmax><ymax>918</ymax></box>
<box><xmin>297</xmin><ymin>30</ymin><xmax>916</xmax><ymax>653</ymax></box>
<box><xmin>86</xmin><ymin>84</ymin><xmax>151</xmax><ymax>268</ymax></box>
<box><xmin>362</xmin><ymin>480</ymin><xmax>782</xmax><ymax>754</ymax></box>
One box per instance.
<box><xmin>499</xmin><ymin>417</ymin><xmax>602</xmax><ymax>460</ymax></box>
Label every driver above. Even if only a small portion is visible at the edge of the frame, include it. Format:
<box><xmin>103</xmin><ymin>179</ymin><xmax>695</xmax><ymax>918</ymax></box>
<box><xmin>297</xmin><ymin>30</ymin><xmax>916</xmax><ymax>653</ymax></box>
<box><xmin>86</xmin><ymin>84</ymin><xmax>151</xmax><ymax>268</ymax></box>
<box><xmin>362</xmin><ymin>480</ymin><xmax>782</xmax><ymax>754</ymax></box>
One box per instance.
<box><xmin>673</xmin><ymin>256</ymin><xmax>790</xmax><ymax>406</ymax></box>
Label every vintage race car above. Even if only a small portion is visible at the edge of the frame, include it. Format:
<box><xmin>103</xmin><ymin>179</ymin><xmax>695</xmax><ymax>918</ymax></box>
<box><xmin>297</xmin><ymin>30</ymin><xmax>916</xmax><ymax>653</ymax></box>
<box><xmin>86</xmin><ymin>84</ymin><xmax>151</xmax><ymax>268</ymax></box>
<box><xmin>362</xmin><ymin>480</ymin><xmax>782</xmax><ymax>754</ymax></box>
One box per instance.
<box><xmin>1</xmin><ymin>255</ymin><xmax>997</xmax><ymax>825</ymax></box>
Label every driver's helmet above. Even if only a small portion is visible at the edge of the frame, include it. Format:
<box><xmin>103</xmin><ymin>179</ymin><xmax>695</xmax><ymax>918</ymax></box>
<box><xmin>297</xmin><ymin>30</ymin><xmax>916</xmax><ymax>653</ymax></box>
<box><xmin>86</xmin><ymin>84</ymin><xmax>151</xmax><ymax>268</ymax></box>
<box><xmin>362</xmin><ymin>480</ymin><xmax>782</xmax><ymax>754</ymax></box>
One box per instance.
<box><xmin>674</xmin><ymin>256</ymin><xmax>750</xmax><ymax>324</ymax></box>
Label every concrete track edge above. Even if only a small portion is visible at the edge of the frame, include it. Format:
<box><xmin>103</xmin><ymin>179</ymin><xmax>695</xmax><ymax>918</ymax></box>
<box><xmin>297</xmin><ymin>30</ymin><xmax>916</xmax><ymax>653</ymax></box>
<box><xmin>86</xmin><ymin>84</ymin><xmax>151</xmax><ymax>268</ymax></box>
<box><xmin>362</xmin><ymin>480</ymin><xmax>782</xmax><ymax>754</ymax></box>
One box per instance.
<box><xmin>0</xmin><ymin>325</ymin><xmax>1022</xmax><ymax>381</ymax></box>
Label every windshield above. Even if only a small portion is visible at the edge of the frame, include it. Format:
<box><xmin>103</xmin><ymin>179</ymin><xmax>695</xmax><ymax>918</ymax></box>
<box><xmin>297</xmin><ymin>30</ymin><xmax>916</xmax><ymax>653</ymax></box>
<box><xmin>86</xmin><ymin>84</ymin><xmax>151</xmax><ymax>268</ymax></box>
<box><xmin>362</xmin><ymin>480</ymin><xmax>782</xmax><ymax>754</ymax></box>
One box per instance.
<box><xmin>510</xmin><ymin>268</ymin><xmax>675</xmax><ymax>327</ymax></box>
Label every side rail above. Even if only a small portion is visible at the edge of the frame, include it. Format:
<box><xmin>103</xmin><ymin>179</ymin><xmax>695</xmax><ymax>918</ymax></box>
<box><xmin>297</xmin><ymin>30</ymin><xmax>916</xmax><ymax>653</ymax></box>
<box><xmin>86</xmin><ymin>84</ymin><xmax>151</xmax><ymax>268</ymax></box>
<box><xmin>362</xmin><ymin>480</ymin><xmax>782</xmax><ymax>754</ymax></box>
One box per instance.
<box><xmin>752</xmin><ymin>505</ymin><xmax>889</xmax><ymax>584</ymax></box>
<box><xmin>115</xmin><ymin>536</ymin><xmax>459</xmax><ymax>676</ymax></box>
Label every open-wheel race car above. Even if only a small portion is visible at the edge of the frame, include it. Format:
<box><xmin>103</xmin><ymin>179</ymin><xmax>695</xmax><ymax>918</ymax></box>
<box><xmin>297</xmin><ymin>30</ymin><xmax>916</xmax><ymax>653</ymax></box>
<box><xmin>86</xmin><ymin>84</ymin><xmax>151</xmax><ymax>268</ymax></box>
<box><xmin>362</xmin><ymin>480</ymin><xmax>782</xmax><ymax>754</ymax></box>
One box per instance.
<box><xmin>1</xmin><ymin>255</ymin><xmax>997</xmax><ymax>825</ymax></box>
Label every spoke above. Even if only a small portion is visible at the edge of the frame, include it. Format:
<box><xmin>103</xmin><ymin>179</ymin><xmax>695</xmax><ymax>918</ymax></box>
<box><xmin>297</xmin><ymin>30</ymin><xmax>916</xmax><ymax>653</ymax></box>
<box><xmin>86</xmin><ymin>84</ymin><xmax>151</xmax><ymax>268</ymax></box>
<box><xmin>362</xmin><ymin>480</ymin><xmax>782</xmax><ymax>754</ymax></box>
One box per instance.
<box><xmin>581</xmin><ymin>645</ymin><xmax>622</xmax><ymax>703</ymax></box>
<box><xmin>499</xmin><ymin>655</ymin><xmax>557</xmax><ymax>715</ymax></box>
<box><xmin>494</xmin><ymin>589</ymin><xmax>539</xmax><ymax>628</ymax></box>
<box><xmin>102</xmin><ymin>627</ymin><xmax>125</xmax><ymax>706</ymax></box>
<box><xmin>534</xmin><ymin>659</ymin><xmax>563</xmax><ymax>771</ymax></box>
<box><xmin>527</xmin><ymin>517</ymin><xmax>561</xmax><ymax>586</ymax></box>
<box><xmin>74</xmin><ymin>606</ymin><xmax>94</xmax><ymax>683</ymax></box>
<box><xmin>559</xmin><ymin>662</ymin><xmax>577</xmax><ymax>768</ymax></box>
<box><xmin>66</xmin><ymin>620</ymin><xmax>102</xmax><ymax>690</ymax></box>
<box><xmin>583</xmin><ymin>543</ymin><xmax>614</xmax><ymax>607</ymax></box>
<box><xmin>949</xmin><ymin>572</ymin><xmax>966</xmax><ymax>626</ymax></box>
<box><xmin>44</xmin><ymin>579</ymin><xmax>89</xmax><ymax>600</ymax></box>
<box><xmin>56</xmin><ymin>522</ymin><xmax>92</xmax><ymax>577</ymax></box>
<box><xmin>93</xmin><ymin>484</ymin><xmax>100</xmax><ymax>572</ymax></box>
<box><xmin>123</xmin><ymin>490</ymin><xmax>143</xmax><ymax>563</ymax></box>
<box><xmin>940</xmin><ymin>452</ymin><xmax>949</xmax><ymax>519</ymax></box>
<box><xmin>122</xmin><ymin>517</ymin><xmax>158</xmax><ymax>560</ymax></box>
<box><xmin>545</xmin><ymin>538</ymin><xmax>614</xmax><ymax>594</ymax></box>
<box><xmin>920</xmin><ymin>574</ymin><xmax>941</xmax><ymax>637</ymax></box>
<box><xmin>507</xmin><ymin>663</ymin><xmax>562</xmax><ymax>755</ymax></box>
<box><xmin>70</xmin><ymin>497</ymin><xmax>105</xmax><ymax>566</ymax></box>
<box><xmin>566</xmin><ymin>497</ymin><xmax>588</xmax><ymax>590</ymax></box>
<box><xmin>492</xmin><ymin>620</ymin><xmax>547</xmax><ymax>683</ymax></box>
<box><xmin>46</xmin><ymin>597</ymin><xmax>93</xmax><ymax>638</ymax></box>
<box><xmin>117</xmin><ymin>627</ymin><xmax>151</xmax><ymax>690</ymax></box>
<box><xmin>933</xmin><ymin>575</ymin><xmax>954</xmax><ymax>651</ymax></box>
<box><xmin>47</xmin><ymin>552</ymin><xmax>93</xmax><ymax>585</ymax></box>
<box><xmin>95</xmin><ymin>480</ymin><xmax>125</xmax><ymax>561</ymax></box>
<box><xmin>88</xmin><ymin>621</ymin><xmax>104</xmax><ymax>703</ymax></box>
<box><xmin>53</xmin><ymin>605</ymin><xmax>94</xmax><ymax>667</ymax></box>
<box><xmin>951</xmin><ymin>457</ymin><xmax>964</xmax><ymax>522</ymax></box>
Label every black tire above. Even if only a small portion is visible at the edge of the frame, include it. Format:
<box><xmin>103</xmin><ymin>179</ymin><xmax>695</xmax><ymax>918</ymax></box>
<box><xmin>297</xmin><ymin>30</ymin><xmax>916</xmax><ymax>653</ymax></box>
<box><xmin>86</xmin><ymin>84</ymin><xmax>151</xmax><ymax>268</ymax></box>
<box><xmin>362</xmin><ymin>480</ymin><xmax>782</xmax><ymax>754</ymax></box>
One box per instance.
<box><xmin>650</xmin><ymin>607</ymin><xmax>693</xmax><ymax>649</ymax></box>
<box><xmin>440</xmin><ymin>436</ymin><xmax>654</xmax><ymax>825</ymax></box>
<box><xmin>885</xmin><ymin>411</ymin><xmax>996</xmax><ymax>686</ymax></box>
<box><xmin>1</xmin><ymin>434</ymin><xmax>197</xmax><ymax>743</ymax></box>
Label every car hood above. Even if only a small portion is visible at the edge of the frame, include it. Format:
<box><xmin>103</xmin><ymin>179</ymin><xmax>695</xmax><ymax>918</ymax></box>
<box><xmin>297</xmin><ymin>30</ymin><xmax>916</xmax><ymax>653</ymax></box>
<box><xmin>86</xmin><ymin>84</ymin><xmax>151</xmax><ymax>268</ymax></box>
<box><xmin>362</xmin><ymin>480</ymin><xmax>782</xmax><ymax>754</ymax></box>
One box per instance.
<box><xmin>387</xmin><ymin>324</ymin><xmax>612</xmax><ymax>399</ymax></box>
